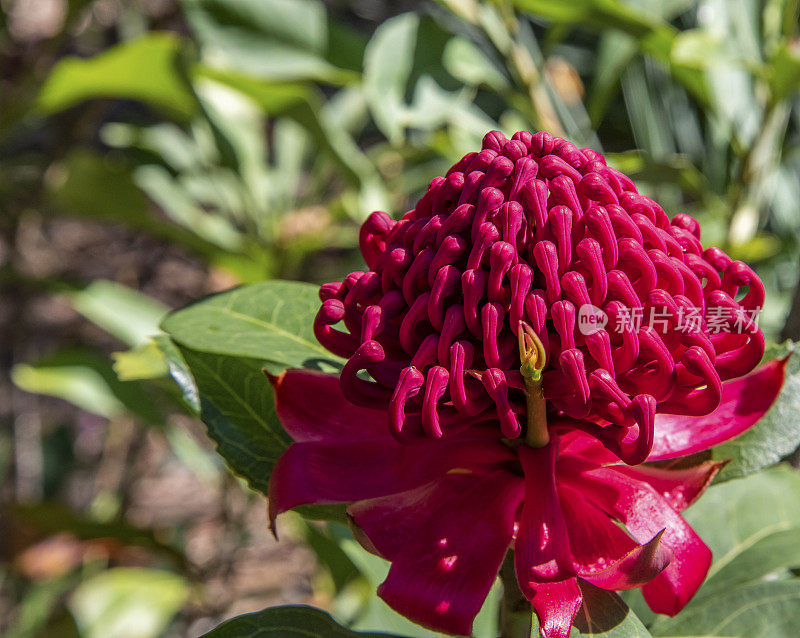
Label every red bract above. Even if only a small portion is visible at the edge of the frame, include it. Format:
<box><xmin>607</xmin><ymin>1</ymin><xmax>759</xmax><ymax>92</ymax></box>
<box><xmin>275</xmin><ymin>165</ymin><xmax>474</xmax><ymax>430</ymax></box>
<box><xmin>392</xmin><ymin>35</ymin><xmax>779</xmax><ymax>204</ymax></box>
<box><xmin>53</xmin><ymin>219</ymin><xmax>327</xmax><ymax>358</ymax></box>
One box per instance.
<box><xmin>268</xmin><ymin>362</ymin><xmax>785</xmax><ymax>637</ymax></box>
<box><xmin>314</xmin><ymin>130</ymin><xmax>766</xmax><ymax>463</ymax></box>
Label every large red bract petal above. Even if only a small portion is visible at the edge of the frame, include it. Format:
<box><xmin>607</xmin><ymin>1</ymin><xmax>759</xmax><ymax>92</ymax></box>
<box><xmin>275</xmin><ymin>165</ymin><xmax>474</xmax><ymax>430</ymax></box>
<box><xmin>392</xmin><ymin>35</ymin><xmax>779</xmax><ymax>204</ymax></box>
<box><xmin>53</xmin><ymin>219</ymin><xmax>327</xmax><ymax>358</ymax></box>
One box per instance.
<box><xmin>349</xmin><ymin>471</ymin><xmax>524</xmax><ymax>561</ymax></box>
<box><xmin>516</xmin><ymin>443</ymin><xmax>582</xmax><ymax>638</ymax></box>
<box><xmin>270</xmin><ymin>369</ymin><xmax>389</xmax><ymax>442</ymax></box>
<box><xmin>613</xmin><ymin>461</ymin><xmax>725</xmax><ymax>511</ymax></box>
<box><xmin>558</xmin><ymin>484</ymin><xmax>639</xmax><ymax>573</ymax></box>
<box><xmin>528</xmin><ymin>579</ymin><xmax>583</xmax><ymax>638</ymax></box>
<box><xmin>580</xmin><ymin>531</ymin><xmax>672</xmax><ymax>591</ymax></box>
<box><xmin>268</xmin><ymin>436</ymin><xmax>514</xmax><ymax>524</ymax></box>
<box><xmin>571</xmin><ymin>466</ymin><xmax>711</xmax><ymax>615</ymax></box>
<box><xmin>557</xmin><ymin>484</ymin><xmax>672</xmax><ymax>589</ymax></box>
<box><xmin>377</xmin><ymin>471</ymin><xmax>524</xmax><ymax>636</ymax></box>
<box><xmin>650</xmin><ymin>358</ymin><xmax>787</xmax><ymax>460</ymax></box>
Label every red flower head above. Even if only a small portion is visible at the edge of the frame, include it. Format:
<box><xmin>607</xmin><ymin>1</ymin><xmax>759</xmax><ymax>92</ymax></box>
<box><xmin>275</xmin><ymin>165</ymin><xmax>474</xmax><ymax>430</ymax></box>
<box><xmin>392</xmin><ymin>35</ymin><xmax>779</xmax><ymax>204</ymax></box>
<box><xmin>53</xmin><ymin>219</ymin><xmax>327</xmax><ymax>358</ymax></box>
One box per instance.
<box><xmin>314</xmin><ymin>130</ymin><xmax>766</xmax><ymax>464</ymax></box>
<box><xmin>269</xmin><ymin>131</ymin><xmax>786</xmax><ymax>637</ymax></box>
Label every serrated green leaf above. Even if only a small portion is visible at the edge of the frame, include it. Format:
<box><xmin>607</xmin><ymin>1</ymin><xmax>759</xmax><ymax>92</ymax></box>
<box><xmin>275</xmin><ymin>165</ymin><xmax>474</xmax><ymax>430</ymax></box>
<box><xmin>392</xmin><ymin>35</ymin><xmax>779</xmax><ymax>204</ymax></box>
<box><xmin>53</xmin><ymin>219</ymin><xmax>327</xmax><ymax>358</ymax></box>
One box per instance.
<box><xmin>177</xmin><ymin>346</ymin><xmax>289</xmax><ymax>495</ymax></box>
<box><xmin>713</xmin><ymin>346</ymin><xmax>800</xmax><ymax>480</ymax></box>
<box><xmin>154</xmin><ymin>335</ymin><xmax>200</xmax><ymax>413</ymax></box>
<box><xmin>200</xmin><ymin>605</ymin><xmax>402</xmax><ymax>638</ymax></box>
<box><xmin>161</xmin><ymin>281</ymin><xmax>340</xmax><ymax>371</ymax></box>
<box><xmin>37</xmin><ymin>33</ymin><xmax>196</xmax><ymax>117</ymax></box>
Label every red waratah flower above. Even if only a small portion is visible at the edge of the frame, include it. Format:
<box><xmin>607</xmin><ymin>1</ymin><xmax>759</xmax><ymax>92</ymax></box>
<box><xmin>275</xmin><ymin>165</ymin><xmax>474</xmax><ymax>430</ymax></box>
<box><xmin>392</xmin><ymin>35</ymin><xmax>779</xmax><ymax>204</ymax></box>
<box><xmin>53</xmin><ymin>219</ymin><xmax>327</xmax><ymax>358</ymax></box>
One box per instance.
<box><xmin>268</xmin><ymin>130</ymin><xmax>786</xmax><ymax>636</ymax></box>
<box><xmin>314</xmin><ymin>130</ymin><xmax>767</xmax><ymax>463</ymax></box>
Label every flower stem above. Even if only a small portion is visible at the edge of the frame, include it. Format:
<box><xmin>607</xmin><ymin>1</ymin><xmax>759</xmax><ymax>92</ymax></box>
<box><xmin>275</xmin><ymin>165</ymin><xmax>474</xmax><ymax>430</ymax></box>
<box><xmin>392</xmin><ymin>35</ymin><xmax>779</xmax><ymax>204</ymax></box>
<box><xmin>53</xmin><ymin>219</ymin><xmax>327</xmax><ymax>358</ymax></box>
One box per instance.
<box><xmin>499</xmin><ymin>552</ymin><xmax>533</xmax><ymax>638</ymax></box>
<box><xmin>518</xmin><ymin>321</ymin><xmax>549</xmax><ymax>448</ymax></box>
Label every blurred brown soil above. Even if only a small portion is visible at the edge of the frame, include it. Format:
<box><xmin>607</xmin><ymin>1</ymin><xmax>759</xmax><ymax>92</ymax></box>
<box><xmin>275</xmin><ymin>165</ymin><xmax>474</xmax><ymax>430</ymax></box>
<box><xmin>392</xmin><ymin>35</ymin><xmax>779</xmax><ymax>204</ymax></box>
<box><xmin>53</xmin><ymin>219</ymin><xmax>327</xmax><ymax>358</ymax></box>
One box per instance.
<box><xmin>0</xmin><ymin>215</ymin><xmax>317</xmax><ymax>635</ymax></box>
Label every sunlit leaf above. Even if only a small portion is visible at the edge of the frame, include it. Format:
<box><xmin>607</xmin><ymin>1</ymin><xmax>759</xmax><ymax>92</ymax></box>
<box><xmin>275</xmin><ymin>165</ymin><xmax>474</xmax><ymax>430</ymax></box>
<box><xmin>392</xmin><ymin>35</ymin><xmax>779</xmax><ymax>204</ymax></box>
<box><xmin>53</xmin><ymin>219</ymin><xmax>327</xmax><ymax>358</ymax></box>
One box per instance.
<box><xmin>770</xmin><ymin>38</ymin><xmax>800</xmax><ymax>103</ymax></box>
<box><xmin>112</xmin><ymin>341</ymin><xmax>169</xmax><ymax>381</ymax></box>
<box><xmin>363</xmin><ymin>13</ymin><xmax>419</xmax><ymax>144</ymax></box>
<box><xmin>11</xmin><ymin>348</ymin><xmax>162</xmax><ymax>424</ymax></box>
<box><xmin>161</xmin><ymin>281</ymin><xmax>339</xmax><ymax>371</ymax></box>
<box><xmin>68</xmin><ymin>280</ymin><xmax>168</xmax><ymax>348</ymax></box>
<box><xmin>37</xmin><ymin>33</ymin><xmax>196</xmax><ymax>117</ymax></box>
<box><xmin>69</xmin><ymin>568</ymin><xmax>188</xmax><ymax>638</ymax></box>
<box><xmin>184</xmin><ymin>0</ymin><xmax>358</xmax><ymax>84</ymax></box>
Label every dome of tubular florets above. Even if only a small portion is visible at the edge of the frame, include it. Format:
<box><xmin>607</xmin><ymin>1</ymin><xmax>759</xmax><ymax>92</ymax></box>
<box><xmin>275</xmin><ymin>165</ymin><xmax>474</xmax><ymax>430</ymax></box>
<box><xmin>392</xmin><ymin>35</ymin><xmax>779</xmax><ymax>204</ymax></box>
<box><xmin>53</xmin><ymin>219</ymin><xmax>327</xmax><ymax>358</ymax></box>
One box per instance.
<box><xmin>313</xmin><ymin>130</ymin><xmax>765</xmax><ymax>461</ymax></box>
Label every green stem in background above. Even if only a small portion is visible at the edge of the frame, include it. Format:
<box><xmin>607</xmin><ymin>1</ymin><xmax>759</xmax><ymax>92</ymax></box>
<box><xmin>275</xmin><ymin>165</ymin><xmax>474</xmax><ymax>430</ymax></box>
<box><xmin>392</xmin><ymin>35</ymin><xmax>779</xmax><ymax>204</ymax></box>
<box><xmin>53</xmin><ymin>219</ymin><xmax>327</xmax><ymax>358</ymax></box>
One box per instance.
<box><xmin>726</xmin><ymin>100</ymin><xmax>790</xmax><ymax>246</ymax></box>
<box><xmin>500</xmin><ymin>552</ymin><xmax>533</xmax><ymax>638</ymax></box>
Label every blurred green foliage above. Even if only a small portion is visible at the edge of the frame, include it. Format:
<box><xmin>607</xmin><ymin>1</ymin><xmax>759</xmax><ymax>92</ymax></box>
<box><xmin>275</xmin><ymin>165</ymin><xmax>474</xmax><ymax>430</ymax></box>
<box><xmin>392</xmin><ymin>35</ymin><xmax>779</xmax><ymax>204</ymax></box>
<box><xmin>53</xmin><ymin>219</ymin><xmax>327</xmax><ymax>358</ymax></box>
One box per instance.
<box><xmin>2</xmin><ymin>0</ymin><xmax>800</xmax><ymax>636</ymax></box>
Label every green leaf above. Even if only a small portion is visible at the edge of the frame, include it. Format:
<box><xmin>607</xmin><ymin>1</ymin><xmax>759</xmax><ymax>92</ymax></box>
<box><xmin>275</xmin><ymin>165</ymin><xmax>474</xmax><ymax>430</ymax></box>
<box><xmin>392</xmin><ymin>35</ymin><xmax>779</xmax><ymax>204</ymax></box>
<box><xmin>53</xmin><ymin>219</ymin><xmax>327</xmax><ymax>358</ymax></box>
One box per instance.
<box><xmin>302</xmin><ymin>522</ymin><xmax>361</xmax><ymax>592</ymax></box>
<box><xmin>45</xmin><ymin>149</ymin><xmax>229</xmax><ymax>261</ymax></box>
<box><xmin>770</xmin><ymin>38</ymin><xmax>800</xmax><ymax>103</ymax></box>
<box><xmin>112</xmin><ymin>341</ymin><xmax>169</xmax><ymax>382</ymax></box>
<box><xmin>510</xmin><ymin>0</ymin><xmax>669</xmax><ymax>40</ymax></box>
<box><xmin>201</xmin><ymin>605</ymin><xmax>403</xmax><ymax>637</ymax></box>
<box><xmin>159</xmin><ymin>282</ymin><xmax>344</xmax><ymax>505</ymax></box>
<box><xmin>176</xmin><ymin>346</ymin><xmax>290</xmax><ymax>495</ymax></box>
<box><xmin>47</xmin><ymin>149</ymin><xmax>150</xmax><ymax>220</ymax></box>
<box><xmin>37</xmin><ymin>33</ymin><xmax>196</xmax><ymax>117</ymax></box>
<box><xmin>363</xmin><ymin>13</ymin><xmax>419</xmax><ymax>144</ymax></box>
<box><xmin>195</xmin><ymin>67</ymin><xmax>312</xmax><ymax>113</ymax></box>
<box><xmin>682</xmin><ymin>464</ymin><xmax>800</xmax><ymax>600</ymax></box>
<box><xmin>362</xmin><ymin>14</ymin><xmax>470</xmax><ymax>145</ymax></box>
<box><xmin>184</xmin><ymin>0</ymin><xmax>357</xmax><ymax>84</ymax></box>
<box><xmin>68</xmin><ymin>280</ymin><xmax>169</xmax><ymax>348</ymax></box>
<box><xmin>650</xmin><ymin>579</ymin><xmax>800</xmax><ymax>636</ymax></box>
<box><xmin>3</xmin><ymin>572</ymin><xmax>80</xmax><ymax>638</ymax></box>
<box><xmin>154</xmin><ymin>335</ymin><xmax>200</xmax><ymax>413</ymax></box>
<box><xmin>571</xmin><ymin>584</ymin><xmax>652</xmax><ymax>637</ymax></box>
<box><xmin>161</xmin><ymin>281</ymin><xmax>339</xmax><ymax>371</ymax></box>
<box><xmin>12</xmin><ymin>362</ymin><xmax>125</xmax><ymax>420</ymax></box>
<box><xmin>651</xmin><ymin>466</ymin><xmax>800</xmax><ymax>636</ymax></box>
<box><xmin>69</xmin><ymin>568</ymin><xmax>189</xmax><ymax>638</ymax></box>
<box><xmin>132</xmin><ymin>164</ymin><xmax>246</xmax><ymax>252</ymax></box>
<box><xmin>443</xmin><ymin>37</ymin><xmax>507</xmax><ymax>91</ymax></box>
<box><xmin>11</xmin><ymin>348</ymin><xmax>162</xmax><ymax>424</ymax></box>
<box><xmin>511</xmin><ymin>0</ymin><xmax>710</xmax><ymax>105</ymax></box>
<box><xmin>713</xmin><ymin>346</ymin><xmax>800</xmax><ymax>481</ymax></box>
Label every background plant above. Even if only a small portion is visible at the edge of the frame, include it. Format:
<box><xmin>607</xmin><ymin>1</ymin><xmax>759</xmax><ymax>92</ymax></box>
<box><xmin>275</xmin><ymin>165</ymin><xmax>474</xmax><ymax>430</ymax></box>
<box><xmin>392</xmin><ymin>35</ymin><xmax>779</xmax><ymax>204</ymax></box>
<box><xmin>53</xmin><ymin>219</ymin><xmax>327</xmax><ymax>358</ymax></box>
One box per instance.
<box><xmin>2</xmin><ymin>0</ymin><xmax>800</xmax><ymax>636</ymax></box>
